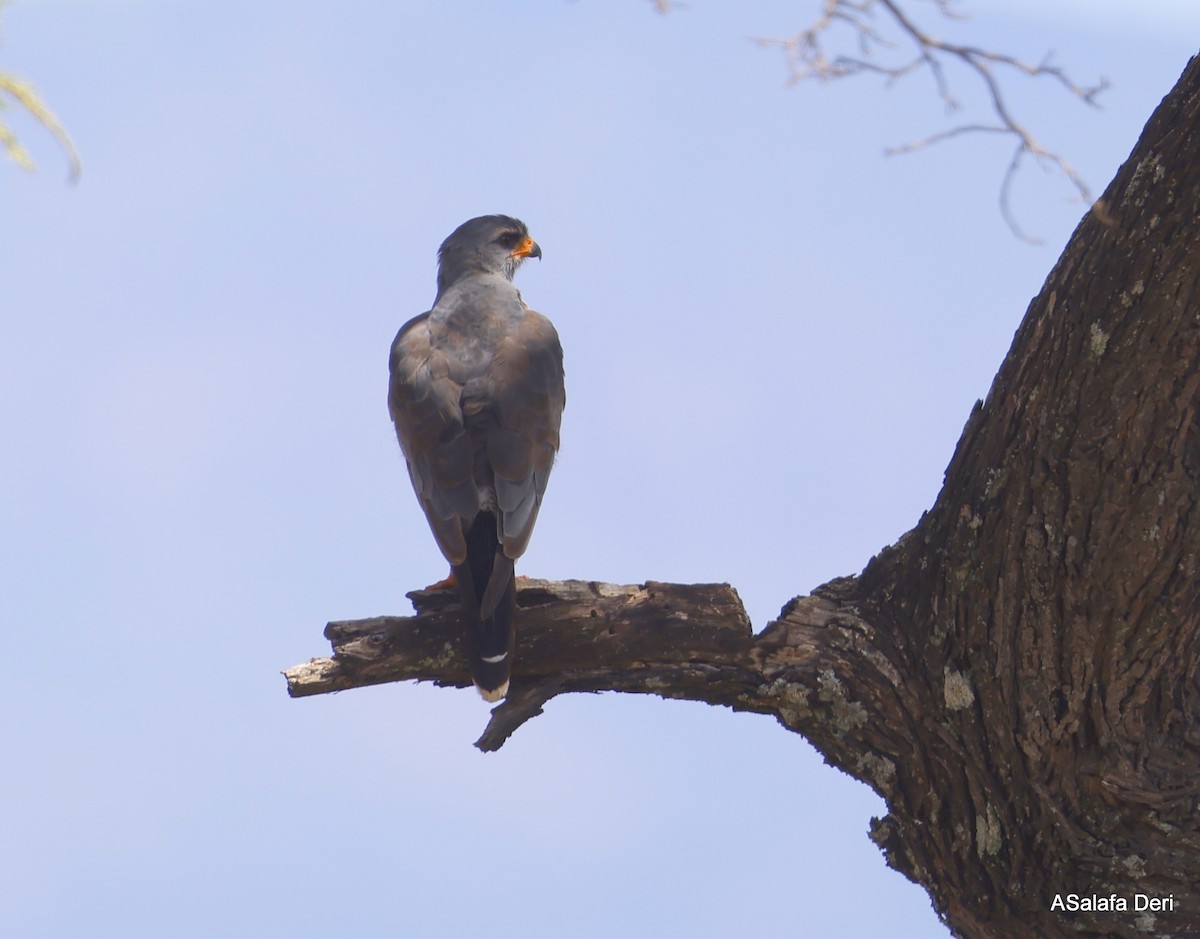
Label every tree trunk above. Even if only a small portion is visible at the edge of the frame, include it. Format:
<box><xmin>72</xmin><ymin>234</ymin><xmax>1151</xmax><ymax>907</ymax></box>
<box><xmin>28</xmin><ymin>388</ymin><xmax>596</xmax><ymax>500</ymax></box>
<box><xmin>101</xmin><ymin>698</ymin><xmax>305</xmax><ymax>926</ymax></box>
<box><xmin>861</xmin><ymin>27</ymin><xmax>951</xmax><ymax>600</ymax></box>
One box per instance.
<box><xmin>286</xmin><ymin>55</ymin><xmax>1200</xmax><ymax>938</ymax></box>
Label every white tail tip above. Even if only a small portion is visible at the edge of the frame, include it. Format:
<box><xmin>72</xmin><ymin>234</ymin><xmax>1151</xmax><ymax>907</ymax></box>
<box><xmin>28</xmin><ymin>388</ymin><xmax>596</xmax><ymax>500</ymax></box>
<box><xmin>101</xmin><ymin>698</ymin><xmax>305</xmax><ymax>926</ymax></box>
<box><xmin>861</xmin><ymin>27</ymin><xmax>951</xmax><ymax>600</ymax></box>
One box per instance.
<box><xmin>476</xmin><ymin>680</ymin><xmax>509</xmax><ymax>703</ymax></box>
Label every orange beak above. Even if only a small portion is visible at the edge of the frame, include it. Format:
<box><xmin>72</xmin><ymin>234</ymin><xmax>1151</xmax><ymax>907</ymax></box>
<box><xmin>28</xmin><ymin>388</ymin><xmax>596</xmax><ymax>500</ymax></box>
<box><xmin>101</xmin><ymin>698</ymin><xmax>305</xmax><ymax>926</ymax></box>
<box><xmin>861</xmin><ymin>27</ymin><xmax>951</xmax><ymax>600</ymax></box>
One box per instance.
<box><xmin>510</xmin><ymin>234</ymin><xmax>542</xmax><ymax>260</ymax></box>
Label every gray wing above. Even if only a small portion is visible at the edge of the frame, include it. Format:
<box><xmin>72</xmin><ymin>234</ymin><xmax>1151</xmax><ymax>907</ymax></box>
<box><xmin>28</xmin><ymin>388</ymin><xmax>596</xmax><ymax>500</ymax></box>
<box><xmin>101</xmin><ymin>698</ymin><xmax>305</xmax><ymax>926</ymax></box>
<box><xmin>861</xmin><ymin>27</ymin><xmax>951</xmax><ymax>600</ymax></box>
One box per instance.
<box><xmin>486</xmin><ymin>309</ymin><xmax>565</xmax><ymax>558</ymax></box>
<box><xmin>387</xmin><ymin>305</ymin><xmax>565</xmax><ymax>565</ymax></box>
<box><xmin>387</xmin><ymin>311</ymin><xmax>477</xmax><ymax>565</ymax></box>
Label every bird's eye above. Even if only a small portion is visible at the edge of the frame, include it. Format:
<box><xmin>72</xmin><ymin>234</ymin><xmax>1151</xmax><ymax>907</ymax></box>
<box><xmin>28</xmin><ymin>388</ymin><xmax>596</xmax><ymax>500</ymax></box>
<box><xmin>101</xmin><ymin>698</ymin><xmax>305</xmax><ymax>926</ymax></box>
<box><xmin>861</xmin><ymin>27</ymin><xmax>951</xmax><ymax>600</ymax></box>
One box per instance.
<box><xmin>496</xmin><ymin>232</ymin><xmax>519</xmax><ymax>248</ymax></box>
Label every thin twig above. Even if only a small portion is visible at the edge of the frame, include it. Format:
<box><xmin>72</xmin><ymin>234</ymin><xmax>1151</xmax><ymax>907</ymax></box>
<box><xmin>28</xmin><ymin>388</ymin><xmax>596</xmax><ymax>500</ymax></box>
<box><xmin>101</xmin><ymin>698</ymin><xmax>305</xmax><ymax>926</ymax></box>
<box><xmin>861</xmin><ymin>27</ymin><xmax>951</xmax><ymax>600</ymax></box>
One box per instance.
<box><xmin>754</xmin><ymin>0</ymin><xmax>1106</xmax><ymax>240</ymax></box>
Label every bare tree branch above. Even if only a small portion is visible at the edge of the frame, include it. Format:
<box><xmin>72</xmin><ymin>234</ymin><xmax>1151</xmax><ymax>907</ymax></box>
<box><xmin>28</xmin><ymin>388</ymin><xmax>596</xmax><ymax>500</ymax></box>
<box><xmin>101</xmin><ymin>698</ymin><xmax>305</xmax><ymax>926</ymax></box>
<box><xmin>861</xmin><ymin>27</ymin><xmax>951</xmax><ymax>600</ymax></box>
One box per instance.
<box><xmin>284</xmin><ymin>579</ymin><xmax>768</xmax><ymax>753</ymax></box>
<box><xmin>754</xmin><ymin>0</ymin><xmax>1107</xmax><ymax>241</ymax></box>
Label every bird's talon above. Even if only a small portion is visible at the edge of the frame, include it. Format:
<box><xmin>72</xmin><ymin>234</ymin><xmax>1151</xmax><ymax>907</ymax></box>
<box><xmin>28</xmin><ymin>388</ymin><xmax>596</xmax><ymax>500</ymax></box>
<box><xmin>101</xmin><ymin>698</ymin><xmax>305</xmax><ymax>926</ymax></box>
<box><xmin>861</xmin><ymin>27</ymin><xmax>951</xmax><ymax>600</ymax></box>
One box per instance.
<box><xmin>424</xmin><ymin>571</ymin><xmax>457</xmax><ymax>592</ymax></box>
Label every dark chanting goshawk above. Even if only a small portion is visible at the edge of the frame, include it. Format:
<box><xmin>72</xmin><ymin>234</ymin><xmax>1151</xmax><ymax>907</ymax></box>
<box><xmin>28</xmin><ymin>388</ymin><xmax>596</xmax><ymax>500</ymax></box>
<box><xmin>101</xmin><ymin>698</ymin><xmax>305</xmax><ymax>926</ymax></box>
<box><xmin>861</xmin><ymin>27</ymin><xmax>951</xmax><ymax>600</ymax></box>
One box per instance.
<box><xmin>388</xmin><ymin>216</ymin><xmax>565</xmax><ymax>701</ymax></box>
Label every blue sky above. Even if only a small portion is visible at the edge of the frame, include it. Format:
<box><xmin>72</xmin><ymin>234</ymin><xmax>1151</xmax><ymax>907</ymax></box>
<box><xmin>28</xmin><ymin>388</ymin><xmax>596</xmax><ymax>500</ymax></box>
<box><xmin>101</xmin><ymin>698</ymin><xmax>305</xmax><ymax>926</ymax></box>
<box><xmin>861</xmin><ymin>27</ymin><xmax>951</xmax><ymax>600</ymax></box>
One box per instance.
<box><xmin>2</xmin><ymin>2</ymin><xmax>1197</xmax><ymax>936</ymax></box>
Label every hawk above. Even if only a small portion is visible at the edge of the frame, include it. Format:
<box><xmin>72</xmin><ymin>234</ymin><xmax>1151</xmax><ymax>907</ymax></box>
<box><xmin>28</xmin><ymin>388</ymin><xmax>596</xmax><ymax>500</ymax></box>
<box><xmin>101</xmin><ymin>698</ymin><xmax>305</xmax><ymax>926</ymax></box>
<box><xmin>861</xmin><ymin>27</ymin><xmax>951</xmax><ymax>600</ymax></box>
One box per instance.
<box><xmin>388</xmin><ymin>215</ymin><xmax>565</xmax><ymax>701</ymax></box>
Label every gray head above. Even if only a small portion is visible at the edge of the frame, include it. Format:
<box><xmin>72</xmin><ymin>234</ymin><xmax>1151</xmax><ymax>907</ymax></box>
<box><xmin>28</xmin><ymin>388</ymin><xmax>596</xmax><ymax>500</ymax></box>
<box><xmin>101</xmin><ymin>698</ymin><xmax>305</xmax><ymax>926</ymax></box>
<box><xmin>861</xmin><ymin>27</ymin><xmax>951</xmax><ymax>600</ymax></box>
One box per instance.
<box><xmin>436</xmin><ymin>215</ymin><xmax>542</xmax><ymax>297</ymax></box>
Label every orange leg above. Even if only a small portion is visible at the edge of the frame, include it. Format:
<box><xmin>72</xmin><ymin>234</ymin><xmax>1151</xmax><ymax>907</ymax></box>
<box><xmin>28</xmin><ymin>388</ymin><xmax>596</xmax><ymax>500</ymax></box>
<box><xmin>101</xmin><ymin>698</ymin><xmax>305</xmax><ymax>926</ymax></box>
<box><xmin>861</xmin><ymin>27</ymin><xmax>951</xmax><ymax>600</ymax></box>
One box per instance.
<box><xmin>424</xmin><ymin>569</ymin><xmax>457</xmax><ymax>591</ymax></box>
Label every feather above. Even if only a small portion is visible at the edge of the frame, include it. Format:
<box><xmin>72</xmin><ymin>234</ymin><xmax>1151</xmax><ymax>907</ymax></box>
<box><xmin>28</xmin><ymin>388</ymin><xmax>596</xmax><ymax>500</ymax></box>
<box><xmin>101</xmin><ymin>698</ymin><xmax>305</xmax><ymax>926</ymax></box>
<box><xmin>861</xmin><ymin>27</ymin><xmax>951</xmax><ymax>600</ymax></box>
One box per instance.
<box><xmin>387</xmin><ymin>216</ymin><xmax>564</xmax><ymax>700</ymax></box>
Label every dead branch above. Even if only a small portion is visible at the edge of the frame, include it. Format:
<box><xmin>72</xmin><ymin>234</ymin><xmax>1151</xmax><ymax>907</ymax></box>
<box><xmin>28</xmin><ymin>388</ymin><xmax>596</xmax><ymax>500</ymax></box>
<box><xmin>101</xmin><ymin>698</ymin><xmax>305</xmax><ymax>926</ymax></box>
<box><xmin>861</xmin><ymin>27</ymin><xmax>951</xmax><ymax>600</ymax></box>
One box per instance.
<box><xmin>285</xmin><ymin>578</ymin><xmax>792</xmax><ymax>753</ymax></box>
<box><xmin>285</xmin><ymin>576</ymin><xmax>878</xmax><ymax>758</ymax></box>
<box><xmin>754</xmin><ymin>0</ymin><xmax>1107</xmax><ymax>241</ymax></box>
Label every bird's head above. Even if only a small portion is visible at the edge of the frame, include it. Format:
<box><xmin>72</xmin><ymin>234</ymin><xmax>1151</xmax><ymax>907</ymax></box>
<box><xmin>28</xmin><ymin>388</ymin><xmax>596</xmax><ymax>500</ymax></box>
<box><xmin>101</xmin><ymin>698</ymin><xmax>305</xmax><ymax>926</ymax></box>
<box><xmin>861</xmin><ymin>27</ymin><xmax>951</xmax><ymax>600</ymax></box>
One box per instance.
<box><xmin>436</xmin><ymin>215</ymin><xmax>541</xmax><ymax>295</ymax></box>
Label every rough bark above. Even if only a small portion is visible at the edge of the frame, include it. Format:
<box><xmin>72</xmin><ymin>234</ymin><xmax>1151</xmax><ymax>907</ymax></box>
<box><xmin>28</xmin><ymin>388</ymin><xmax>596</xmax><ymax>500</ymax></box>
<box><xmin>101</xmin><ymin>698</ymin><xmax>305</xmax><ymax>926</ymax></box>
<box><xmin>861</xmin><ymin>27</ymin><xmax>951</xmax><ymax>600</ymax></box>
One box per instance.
<box><xmin>286</xmin><ymin>56</ymin><xmax>1200</xmax><ymax>938</ymax></box>
<box><xmin>286</xmin><ymin>580</ymin><xmax>765</xmax><ymax>750</ymax></box>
